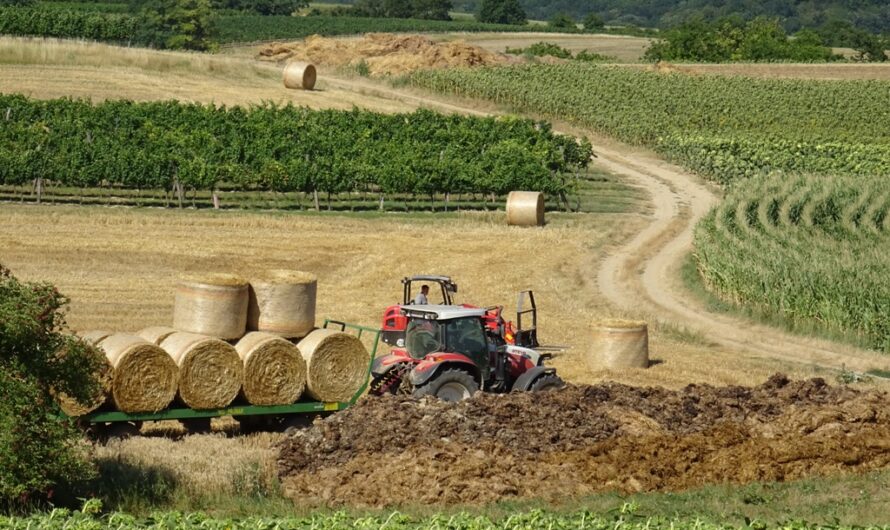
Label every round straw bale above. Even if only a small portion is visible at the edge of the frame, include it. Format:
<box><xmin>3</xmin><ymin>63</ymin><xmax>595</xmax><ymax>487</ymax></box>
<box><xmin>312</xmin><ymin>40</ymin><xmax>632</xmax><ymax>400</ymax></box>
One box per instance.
<box><xmin>506</xmin><ymin>191</ymin><xmax>545</xmax><ymax>227</ymax></box>
<box><xmin>136</xmin><ymin>326</ymin><xmax>179</xmax><ymax>346</ymax></box>
<box><xmin>283</xmin><ymin>61</ymin><xmax>317</xmax><ymax>90</ymax></box>
<box><xmin>248</xmin><ymin>270</ymin><xmax>317</xmax><ymax>339</ymax></box>
<box><xmin>173</xmin><ymin>273</ymin><xmax>248</xmax><ymax>340</ymax></box>
<box><xmin>56</xmin><ymin>335</ymin><xmax>112</xmax><ymax>416</ymax></box>
<box><xmin>297</xmin><ymin>329</ymin><xmax>369</xmax><ymax>402</ymax></box>
<box><xmin>101</xmin><ymin>333</ymin><xmax>179</xmax><ymax>413</ymax></box>
<box><xmin>79</xmin><ymin>330</ymin><xmax>112</xmax><ymax>345</ymax></box>
<box><xmin>588</xmin><ymin>319</ymin><xmax>649</xmax><ymax>369</ymax></box>
<box><xmin>236</xmin><ymin>332</ymin><xmax>306</xmax><ymax>405</ymax></box>
<box><xmin>160</xmin><ymin>332</ymin><xmax>243</xmax><ymax>409</ymax></box>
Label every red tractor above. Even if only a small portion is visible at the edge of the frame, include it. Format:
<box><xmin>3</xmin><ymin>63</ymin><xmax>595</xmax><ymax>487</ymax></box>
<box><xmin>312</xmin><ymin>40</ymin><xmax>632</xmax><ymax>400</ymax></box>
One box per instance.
<box><xmin>370</xmin><ymin>305</ymin><xmax>563</xmax><ymax>401</ymax></box>
<box><xmin>380</xmin><ymin>275</ymin><xmax>538</xmax><ymax>350</ymax></box>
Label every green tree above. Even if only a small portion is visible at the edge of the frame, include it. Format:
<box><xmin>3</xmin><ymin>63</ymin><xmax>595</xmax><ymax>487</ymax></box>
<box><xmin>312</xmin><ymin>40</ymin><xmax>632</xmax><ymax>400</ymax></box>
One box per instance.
<box><xmin>476</xmin><ymin>0</ymin><xmax>525</xmax><ymax>25</ymax></box>
<box><xmin>0</xmin><ymin>265</ymin><xmax>107</xmax><ymax>509</ymax></box>
<box><xmin>582</xmin><ymin>12</ymin><xmax>604</xmax><ymax>31</ymax></box>
<box><xmin>135</xmin><ymin>0</ymin><xmax>217</xmax><ymax>51</ymax></box>
<box><xmin>850</xmin><ymin>30</ymin><xmax>888</xmax><ymax>62</ymax></box>
<box><xmin>548</xmin><ymin>12</ymin><xmax>576</xmax><ymax>30</ymax></box>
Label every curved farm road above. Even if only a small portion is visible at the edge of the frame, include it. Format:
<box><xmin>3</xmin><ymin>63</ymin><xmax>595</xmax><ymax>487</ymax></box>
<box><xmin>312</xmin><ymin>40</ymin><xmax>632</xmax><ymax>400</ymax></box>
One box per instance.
<box><xmin>322</xmin><ymin>74</ymin><xmax>889</xmax><ymax>374</ymax></box>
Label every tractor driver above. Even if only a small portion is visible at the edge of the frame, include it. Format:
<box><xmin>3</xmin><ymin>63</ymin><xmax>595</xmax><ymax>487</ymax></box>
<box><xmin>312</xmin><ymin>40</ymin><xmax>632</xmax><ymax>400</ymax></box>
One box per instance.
<box><xmin>413</xmin><ymin>285</ymin><xmax>429</xmax><ymax>305</ymax></box>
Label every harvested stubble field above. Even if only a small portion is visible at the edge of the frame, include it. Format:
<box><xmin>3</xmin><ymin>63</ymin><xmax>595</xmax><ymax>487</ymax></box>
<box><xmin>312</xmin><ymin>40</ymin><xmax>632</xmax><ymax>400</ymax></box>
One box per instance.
<box><xmin>0</xmin><ymin>205</ymin><xmax>832</xmax><ymax>390</ymax></box>
<box><xmin>277</xmin><ymin>374</ymin><xmax>890</xmax><ymax>507</ymax></box>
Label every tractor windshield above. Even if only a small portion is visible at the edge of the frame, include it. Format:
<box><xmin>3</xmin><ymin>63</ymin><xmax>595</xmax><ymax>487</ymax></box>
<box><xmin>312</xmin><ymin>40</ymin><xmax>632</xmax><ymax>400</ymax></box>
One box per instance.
<box><xmin>443</xmin><ymin>317</ymin><xmax>489</xmax><ymax>372</ymax></box>
<box><xmin>405</xmin><ymin>319</ymin><xmax>442</xmax><ymax>359</ymax></box>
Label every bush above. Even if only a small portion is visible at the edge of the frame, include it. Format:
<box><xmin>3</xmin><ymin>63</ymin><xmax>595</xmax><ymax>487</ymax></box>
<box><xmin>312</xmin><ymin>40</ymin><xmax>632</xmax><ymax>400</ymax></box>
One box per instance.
<box><xmin>212</xmin><ymin>0</ymin><xmax>307</xmax><ymax>16</ymax></box>
<box><xmin>548</xmin><ymin>12</ymin><xmax>575</xmax><ymax>30</ymax></box>
<box><xmin>0</xmin><ymin>265</ymin><xmax>107</xmax><ymax>510</ymax></box>
<box><xmin>582</xmin><ymin>12</ymin><xmax>604</xmax><ymax>31</ymax></box>
<box><xmin>476</xmin><ymin>0</ymin><xmax>524</xmax><ymax>25</ymax></box>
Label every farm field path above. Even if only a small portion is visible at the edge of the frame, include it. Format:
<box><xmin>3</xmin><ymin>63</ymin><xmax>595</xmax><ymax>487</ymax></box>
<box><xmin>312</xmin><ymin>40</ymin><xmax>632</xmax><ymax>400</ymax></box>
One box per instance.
<box><xmin>322</xmin><ymin>73</ymin><xmax>889</xmax><ymax>374</ymax></box>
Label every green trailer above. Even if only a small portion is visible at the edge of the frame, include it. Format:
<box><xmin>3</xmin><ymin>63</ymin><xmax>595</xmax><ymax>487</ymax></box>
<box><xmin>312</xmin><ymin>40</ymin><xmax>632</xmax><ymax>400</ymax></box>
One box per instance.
<box><xmin>81</xmin><ymin>320</ymin><xmax>381</xmax><ymax>438</ymax></box>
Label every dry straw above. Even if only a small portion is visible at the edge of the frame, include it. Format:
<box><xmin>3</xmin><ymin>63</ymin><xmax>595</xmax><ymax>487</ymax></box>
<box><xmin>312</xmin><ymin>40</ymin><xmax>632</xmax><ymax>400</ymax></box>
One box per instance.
<box><xmin>136</xmin><ymin>326</ymin><xmax>179</xmax><ymax>346</ymax></box>
<box><xmin>588</xmin><ymin>319</ymin><xmax>649</xmax><ymax>369</ymax></box>
<box><xmin>248</xmin><ymin>270</ymin><xmax>317</xmax><ymax>339</ymax></box>
<box><xmin>283</xmin><ymin>61</ymin><xmax>316</xmax><ymax>90</ymax></box>
<box><xmin>56</xmin><ymin>332</ymin><xmax>112</xmax><ymax>416</ymax></box>
<box><xmin>236</xmin><ymin>332</ymin><xmax>307</xmax><ymax>405</ymax></box>
<box><xmin>173</xmin><ymin>273</ymin><xmax>248</xmax><ymax>340</ymax></box>
<box><xmin>160</xmin><ymin>331</ymin><xmax>243</xmax><ymax>409</ymax></box>
<box><xmin>297</xmin><ymin>329</ymin><xmax>369</xmax><ymax>402</ymax></box>
<box><xmin>506</xmin><ymin>191</ymin><xmax>545</xmax><ymax>227</ymax></box>
<box><xmin>101</xmin><ymin>333</ymin><xmax>179</xmax><ymax>413</ymax></box>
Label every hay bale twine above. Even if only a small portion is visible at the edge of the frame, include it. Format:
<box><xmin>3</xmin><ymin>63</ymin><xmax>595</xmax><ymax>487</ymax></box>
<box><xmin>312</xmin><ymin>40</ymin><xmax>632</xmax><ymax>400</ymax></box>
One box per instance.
<box><xmin>248</xmin><ymin>270</ymin><xmax>317</xmax><ymax>339</ymax></box>
<box><xmin>173</xmin><ymin>274</ymin><xmax>248</xmax><ymax>340</ymax></box>
<box><xmin>136</xmin><ymin>326</ymin><xmax>178</xmax><ymax>346</ymax></box>
<box><xmin>160</xmin><ymin>331</ymin><xmax>243</xmax><ymax>409</ymax></box>
<box><xmin>297</xmin><ymin>329</ymin><xmax>369</xmax><ymax>402</ymax></box>
<box><xmin>589</xmin><ymin>319</ymin><xmax>649</xmax><ymax>369</ymax></box>
<box><xmin>101</xmin><ymin>333</ymin><xmax>179</xmax><ymax>413</ymax></box>
<box><xmin>283</xmin><ymin>61</ymin><xmax>317</xmax><ymax>90</ymax></box>
<box><xmin>506</xmin><ymin>191</ymin><xmax>545</xmax><ymax>227</ymax></box>
<box><xmin>236</xmin><ymin>332</ymin><xmax>306</xmax><ymax>405</ymax></box>
<box><xmin>56</xmin><ymin>333</ymin><xmax>112</xmax><ymax>416</ymax></box>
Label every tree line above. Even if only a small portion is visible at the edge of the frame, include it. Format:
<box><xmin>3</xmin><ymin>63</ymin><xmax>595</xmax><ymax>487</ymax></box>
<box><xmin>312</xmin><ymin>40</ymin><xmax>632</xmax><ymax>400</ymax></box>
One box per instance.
<box><xmin>0</xmin><ymin>95</ymin><xmax>593</xmax><ymax>203</ymax></box>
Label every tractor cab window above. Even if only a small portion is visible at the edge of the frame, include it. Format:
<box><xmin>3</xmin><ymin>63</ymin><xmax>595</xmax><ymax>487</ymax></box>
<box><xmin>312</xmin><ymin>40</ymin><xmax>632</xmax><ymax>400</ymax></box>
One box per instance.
<box><xmin>405</xmin><ymin>319</ymin><xmax>442</xmax><ymax>359</ymax></box>
<box><xmin>444</xmin><ymin>317</ymin><xmax>489</xmax><ymax>371</ymax></box>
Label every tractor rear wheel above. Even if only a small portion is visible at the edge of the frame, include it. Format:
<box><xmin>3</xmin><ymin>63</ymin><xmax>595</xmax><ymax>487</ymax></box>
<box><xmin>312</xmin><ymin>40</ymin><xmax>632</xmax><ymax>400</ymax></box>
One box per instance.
<box><xmin>529</xmin><ymin>373</ymin><xmax>565</xmax><ymax>392</ymax></box>
<box><xmin>413</xmin><ymin>369</ymin><xmax>478</xmax><ymax>402</ymax></box>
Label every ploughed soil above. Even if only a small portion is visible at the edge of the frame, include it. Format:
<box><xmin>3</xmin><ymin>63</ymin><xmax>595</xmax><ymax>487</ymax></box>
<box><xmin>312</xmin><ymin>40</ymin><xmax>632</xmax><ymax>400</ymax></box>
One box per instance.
<box><xmin>278</xmin><ymin>374</ymin><xmax>890</xmax><ymax>507</ymax></box>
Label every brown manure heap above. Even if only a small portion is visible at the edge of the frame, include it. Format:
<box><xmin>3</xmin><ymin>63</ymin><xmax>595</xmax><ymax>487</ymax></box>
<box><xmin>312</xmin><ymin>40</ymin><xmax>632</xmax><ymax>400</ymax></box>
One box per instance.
<box><xmin>257</xmin><ymin>33</ymin><xmax>510</xmax><ymax>77</ymax></box>
<box><xmin>296</xmin><ymin>329</ymin><xmax>368</xmax><ymax>402</ymax></box>
<box><xmin>236</xmin><ymin>331</ymin><xmax>307</xmax><ymax>406</ymax></box>
<box><xmin>248</xmin><ymin>270</ymin><xmax>317</xmax><ymax>339</ymax></box>
<box><xmin>160</xmin><ymin>332</ymin><xmax>243</xmax><ymax>409</ymax></box>
<box><xmin>278</xmin><ymin>374</ymin><xmax>890</xmax><ymax>507</ymax></box>
<box><xmin>100</xmin><ymin>333</ymin><xmax>179</xmax><ymax>413</ymax></box>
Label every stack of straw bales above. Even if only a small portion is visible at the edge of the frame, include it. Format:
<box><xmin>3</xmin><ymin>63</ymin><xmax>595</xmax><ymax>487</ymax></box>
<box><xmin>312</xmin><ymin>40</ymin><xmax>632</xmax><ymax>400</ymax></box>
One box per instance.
<box><xmin>61</xmin><ymin>270</ymin><xmax>370</xmax><ymax>416</ymax></box>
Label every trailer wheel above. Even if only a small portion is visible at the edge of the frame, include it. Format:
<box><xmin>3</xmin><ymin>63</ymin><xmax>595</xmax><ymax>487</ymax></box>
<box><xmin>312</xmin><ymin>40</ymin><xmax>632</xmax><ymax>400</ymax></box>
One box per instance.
<box><xmin>279</xmin><ymin>414</ymin><xmax>319</xmax><ymax>435</ymax></box>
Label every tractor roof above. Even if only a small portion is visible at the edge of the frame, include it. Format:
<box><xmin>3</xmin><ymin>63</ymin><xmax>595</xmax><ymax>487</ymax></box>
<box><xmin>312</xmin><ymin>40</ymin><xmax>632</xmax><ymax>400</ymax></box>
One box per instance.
<box><xmin>403</xmin><ymin>275</ymin><xmax>454</xmax><ymax>283</ymax></box>
<box><xmin>402</xmin><ymin>305</ymin><xmax>486</xmax><ymax>320</ymax></box>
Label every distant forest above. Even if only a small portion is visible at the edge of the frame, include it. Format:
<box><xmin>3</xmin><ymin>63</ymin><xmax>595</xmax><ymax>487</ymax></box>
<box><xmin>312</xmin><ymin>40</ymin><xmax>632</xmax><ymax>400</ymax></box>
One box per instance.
<box><xmin>452</xmin><ymin>0</ymin><xmax>889</xmax><ymax>33</ymax></box>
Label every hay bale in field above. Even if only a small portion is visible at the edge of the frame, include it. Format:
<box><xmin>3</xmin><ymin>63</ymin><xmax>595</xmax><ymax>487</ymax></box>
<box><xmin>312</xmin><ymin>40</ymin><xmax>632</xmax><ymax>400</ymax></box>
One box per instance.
<box><xmin>56</xmin><ymin>334</ymin><xmax>112</xmax><ymax>416</ymax></box>
<box><xmin>248</xmin><ymin>270</ymin><xmax>317</xmax><ymax>339</ymax></box>
<box><xmin>101</xmin><ymin>333</ymin><xmax>179</xmax><ymax>413</ymax></box>
<box><xmin>283</xmin><ymin>61</ymin><xmax>317</xmax><ymax>90</ymax></box>
<box><xmin>506</xmin><ymin>191</ymin><xmax>545</xmax><ymax>227</ymax></box>
<box><xmin>173</xmin><ymin>273</ymin><xmax>248</xmax><ymax>340</ymax></box>
<box><xmin>79</xmin><ymin>330</ymin><xmax>112</xmax><ymax>344</ymax></box>
<box><xmin>236</xmin><ymin>332</ymin><xmax>306</xmax><ymax>405</ymax></box>
<box><xmin>589</xmin><ymin>319</ymin><xmax>649</xmax><ymax>369</ymax></box>
<box><xmin>297</xmin><ymin>329</ymin><xmax>369</xmax><ymax>402</ymax></box>
<box><xmin>160</xmin><ymin>331</ymin><xmax>243</xmax><ymax>409</ymax></box>
<box><xmin>136</xmin><ymin>326</ymin><xmax>178</xmax><ymax>346</ymax></box>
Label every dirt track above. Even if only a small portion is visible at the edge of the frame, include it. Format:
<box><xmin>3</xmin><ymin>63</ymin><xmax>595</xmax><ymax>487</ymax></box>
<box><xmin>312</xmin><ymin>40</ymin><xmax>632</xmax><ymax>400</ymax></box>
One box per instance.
<box><xmin>318</xmin><ymin>73</ymin><xmax>890</xmax><ymax>376</ymax></box>
<box><xmin>278</xmin><ymin>375</ymin><xmax>890</xmax><ymax>506</ymax></box>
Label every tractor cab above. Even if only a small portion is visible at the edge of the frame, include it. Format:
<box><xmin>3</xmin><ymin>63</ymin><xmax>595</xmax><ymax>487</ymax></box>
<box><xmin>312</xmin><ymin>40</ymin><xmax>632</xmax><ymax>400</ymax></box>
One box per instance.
<box><xmin>371</xmin><ymin>305</ymin><xmax>562</xmax><ymax>402</ymax></box>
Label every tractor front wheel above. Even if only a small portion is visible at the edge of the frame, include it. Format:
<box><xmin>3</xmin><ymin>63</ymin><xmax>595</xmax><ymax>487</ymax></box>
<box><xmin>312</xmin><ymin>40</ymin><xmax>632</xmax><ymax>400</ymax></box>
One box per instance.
<box><xmin>529</xmin><ymin>373</ymin><xmax>565</xmax><ymax>392</ymax></box>
<box><xmin>413</xmin><ymin>368</ymin><xmax>478</xmax><ymax>402</ymax></box>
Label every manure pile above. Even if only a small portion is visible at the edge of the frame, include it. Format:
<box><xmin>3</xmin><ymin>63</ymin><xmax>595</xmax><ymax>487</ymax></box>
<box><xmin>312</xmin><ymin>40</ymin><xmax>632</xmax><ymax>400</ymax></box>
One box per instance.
<box><xmin>257</xmin><ymin>33</ymin><xmax>511</xmax><ymax>77</ymax></box>
<box><xmin>278</xmin><ymin>374</ymin><xmax>890</xmax><ymax>506</ymax></box>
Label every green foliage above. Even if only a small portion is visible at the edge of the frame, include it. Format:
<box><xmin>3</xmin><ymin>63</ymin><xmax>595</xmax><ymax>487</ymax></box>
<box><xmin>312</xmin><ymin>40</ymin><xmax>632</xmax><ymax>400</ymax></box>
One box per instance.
<box><xmin>476</xmin><ymin>0</ymin><xmax>525</xmax><ymax>25</ymax></box>
<box><xmin>505</xmin><ymin>42</ymin><xmax>613</xmax><ymax>62</ymax></box>
<box><xmin>583</xmin><ymin>12</ymin><xmax>604</xmax><ymax>31</ymax></box>
<box><xmin>849</xmin><ymin>31</ymin><xmax>889</xmax><ymax>62</ymax></box>
<box><xmin>644</xmin><ymin>16</ymin><xmax>839</xmax><ymax>62</ymax></box>
<box><xmin>0</xmin><ymin>7</ymin><xmax>136</xmax><ymax>40</ymax></box>
<box><xmin>0</xmin><ymin>95</ymin><xmax>592</xmax><ymax>199</ymax></box>
<box><xmin>407</xmin><ymin>64</ymin><xmax>890</xmax><ymax>183</ymax></box>
<box><xmin>341</xmin><ymin>0</ymin><xmax>453</xmax><ymax>20</ymax></box>
<box><xmin>0</xmin><ymin>266</ymin><xmax>106</xmax><ymax>509</ymax></box>
<box><xmin>547</xmin><ymin>12</ymin><xmax>575</xmax><ymax>30</ymax></box>
<box><xmin>0</xmin><ymin>0</ymin><xmax>35</xmax><ymax>6</ymax></box>
<box><xmin>694</xmin><ymin>174</ymin><xmax>890</xmax><ymax>352</ymax></box>
<box><xmin>134</xmin><ymin>0</ymin><xmax>217</xmax><ymax>51</ymax></box>
<box><xmin>211</xmin><ymin>0</ymin><xmax>307</xmax><ymax>16</ymax></box>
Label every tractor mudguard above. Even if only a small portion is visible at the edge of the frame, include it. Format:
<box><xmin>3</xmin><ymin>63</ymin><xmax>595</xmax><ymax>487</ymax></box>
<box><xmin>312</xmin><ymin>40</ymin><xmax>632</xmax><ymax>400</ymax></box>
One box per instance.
<box><xmin>511</xmin><ymin>366</ymin><xmax>557</xmax><ymax>391</ymax></box>
<box><xmin>409</xmin><ymin>356</ymin><xmax>480</xmax><ymax>387</ymax></box>
<box><xmin>371</xmin><ymin>355</ymin><xmax>408</xmax><ymax>377</ymax></box>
